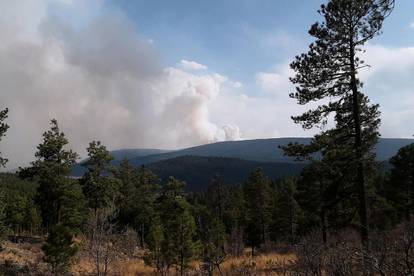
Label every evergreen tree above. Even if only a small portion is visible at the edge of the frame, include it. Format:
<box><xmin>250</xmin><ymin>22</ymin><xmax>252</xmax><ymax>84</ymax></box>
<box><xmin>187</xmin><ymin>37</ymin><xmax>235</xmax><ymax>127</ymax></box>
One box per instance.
<box><xmin>0</xmin><ymin>189</ymin><xmax>7</xmax><ymax>245</ymax></box>
<box><xmin>224</xmin><ymin>185</ymin><xmax>245</xmax><ymax>256</ymax></box>
<box><xmin>132</xmin><ymin>166</ymin><xmax>158</xmax><ymax>247</ymax></box>
<box><xmin>387</xmin><ymin>144</ymin><xmax>414</xmax><ymax>221</ymax></box>
<box><xmin>59</xmin><ymin>179</ymin><xmax>86</xmax><ymax>232</ymax></box>
<box><xmin>243</xmin><ymin>168</ymin><xmax>272</xmax><ymax>254</ymax></box>
<box><xmin>201</xmin><ymin>216</ymin><xmax>227</xmax><ymax>276</ymax></box>
<box><xmin>0</xmin><ymin>108</ymin><xmax>8</xmax><ymax>245</ymax></box>
<box><xmin>5</xmin><ymin>194</ymin><xmax>27</xmax><ymax>235</ymax></box>
<box><xmin>172</xmin><ymin>200</ymin><xmax>200</xmax><ymax>276</ymax></box>
<box><xmin>24</xmin><ymin>202</ymin><xmax>42</xmax><ymax>235</ymax></box>
<box><xmin>20</xmin><ymin>119</ymin><xmax>82</xmax><ymax>230</ymax></box>
<box><xmin>1</xmin><ymin>173</ymin><xmax>41</xmax><ymax>235</ymax></box>
<box><xmin>283</xmin><ymin>0</ymin><xmax>394</xmax><ymax>247</ymax></box>
<box><xmin>296</xmin><ymin>160</ymin><xmax>355</xmax><ymax>242</ymax></box>
<box><xmin>144</xmin><ymin>215</ymin><xmax>166</xmax><ymax>274</ymax></box>
<box><xmin>115</xmin><ymin>162</ymin><xmax>159</xmax><ymax>247</ymax></box>
<box><xmin>113</xmin><ymin>159</ymin><xmax>136</xmax><ymax>221</ymax></box>
<box><xmin>0</xmin><ymin>108</ymin><xmax>9</xmax><ymax>167</ymax></box>
<box><xmin>115</xmin><ymin>159</ymin><xmax>136</xmax><ymax>202</ymax></box>
<box><xmin>154</xmin><ymin>177</ymin><xmax>200</xmax><ymax>275</ymax></box>
<box><xmin>81</xmin><ymin>141</ymin><xmax>121</xmax><ymax>212</ymax></box>
<box><xmin>206</xmin><ymin>175</ymin><xmax>226</xmax><ymax>220</ymax></box>
<box><xmin>272</xmin><ymin>178</ymin><xmax>302</xmax><ymax>243</ymax></box>
<box><xmin>42</xmin><ymin>224</ymin><xmax>78</xmax><ymax>275</ymax></box>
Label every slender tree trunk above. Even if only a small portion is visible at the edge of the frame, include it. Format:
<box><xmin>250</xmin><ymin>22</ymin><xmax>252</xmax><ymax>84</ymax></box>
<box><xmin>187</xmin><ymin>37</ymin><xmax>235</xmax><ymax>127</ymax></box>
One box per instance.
<box><xmin>290</xmin><ymin>199</ymin><xmax>294</xmax><ymax>243</ymax></box>
<box><xmin>350</xmin><ymin>39</ymin><xmax>369</xmax><ymax>249</ymax></box>
<box><xmin>140</xmin><ymin>223</ymin><xmax>145</xmax><ymax>248</ymax></box>
<box><xmin>261</xmin><ymin>218</ymin><xmax>265</xmax><ymax>246</ymax></box>
<box><xmin>180</xmin><ymin>215</ymin><xmax>184</xmax><ymax>276</ymax></box>
<box><xmin>321</xmin><ymin>208</ymin><xmax>327</xmax><ymax>244</ymax></box>
<box><xmin>410</xmin><ymin>170</ymin><xmax>414</xmax><ymax>220</ymax></box>
<box><xmin>218</xmin><ymin>181</ymin><xmax>223</xmax><ymax>220</ymax></box>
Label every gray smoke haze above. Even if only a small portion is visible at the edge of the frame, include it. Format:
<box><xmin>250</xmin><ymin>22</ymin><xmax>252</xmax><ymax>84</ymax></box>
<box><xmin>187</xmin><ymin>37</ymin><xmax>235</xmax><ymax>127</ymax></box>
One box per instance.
<box><xmin>0</xmin><ymin>1</ymin><xmax>241</xmax><ymax>169</ymax></box>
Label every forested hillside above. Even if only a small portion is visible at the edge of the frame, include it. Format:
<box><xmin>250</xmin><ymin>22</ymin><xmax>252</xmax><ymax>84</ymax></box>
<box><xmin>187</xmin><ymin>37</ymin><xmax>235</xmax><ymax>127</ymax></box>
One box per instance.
<box><xmin>71</xmin><ymin>137</ymin><xmax>414</xmax><ymax>180</ymax></box>
<box><xmin>147</xmin><ymin>156</ymin><xmax>305</xmax><ymax>191</ymax></box>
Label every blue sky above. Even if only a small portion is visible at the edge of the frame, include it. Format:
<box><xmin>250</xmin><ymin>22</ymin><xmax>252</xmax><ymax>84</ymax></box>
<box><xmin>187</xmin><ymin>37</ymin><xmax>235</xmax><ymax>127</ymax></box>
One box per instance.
<box><xmin>106</xmin><ymin>0</ymin><xmax>414</xmax><ymax>90</ymax></box>
<box><xmin>1</xmin><ymin>0</ymin><xmax>414</xmax><ymax>168</ymax></box>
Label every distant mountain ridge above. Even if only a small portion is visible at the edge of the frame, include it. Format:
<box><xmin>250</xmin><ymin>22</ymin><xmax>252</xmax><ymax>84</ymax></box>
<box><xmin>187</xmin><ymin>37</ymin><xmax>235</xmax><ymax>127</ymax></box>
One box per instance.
<box><xmin>109</xmin><ymin>148</ymin><xmax>173</xmax><ymax>161</ymax></box>
<box><xmin>124</xmin><ymin>137</ymin><xmax>413</xmax><ymax>166</ymax></box>
<box><xmin>147</xmin><ymin>156</ymin><xmax>306</xmax><ymax>192</ymax></box>
<box><xmin>71</xmin><ymin>138</ymin><xmax>414</xmax><ymax>182</ymax></box>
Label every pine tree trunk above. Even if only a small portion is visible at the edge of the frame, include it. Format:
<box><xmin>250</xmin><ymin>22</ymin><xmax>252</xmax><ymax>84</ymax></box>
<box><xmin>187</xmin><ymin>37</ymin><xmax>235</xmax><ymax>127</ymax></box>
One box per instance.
<box><xmin>411</xmin><ymin>170</ymin><xmax>414</xmax><ymax>220</ymax></box>
<box><xmin>350</xmin><ymin>39</ymin><xmax>369</xmax><ymax>249</ymax></box>
<box><xmin>140</xmin><ymin>223</ymin><xmax>145</xmax><ymax>248</ymax></box>
<box><xmin>321</xmin><ymin>209</ymin><xmax>327</xmax><ymax>244</ymax></box>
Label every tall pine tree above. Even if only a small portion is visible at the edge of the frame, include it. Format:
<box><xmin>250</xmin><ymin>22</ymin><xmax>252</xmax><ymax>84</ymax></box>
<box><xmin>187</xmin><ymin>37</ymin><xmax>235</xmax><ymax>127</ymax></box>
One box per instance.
<box><xmin>283</xmin><ymin>0</ymin><xmax>394</xmax><ymax>247</ymax></box>
<box><xmin>81</xmin><ymin>141</ymin><xmax>121</xmax><ymax>212</ymax></box>
<box><xmin>115</xmin><ymin>162</ymin><xmax>159</xmax><ymax>248</ymax></box>
<box><xmin>155</xmin><ymin>177</ymin><xmax>200</xmax><ymax>275</ymax></box>
<box><xmin>387</xmin><ymin>144</ymin><xmax>414</xmax><ymax>221</ymax></box>
<box><xmin>272</xmin><ymin>178</ymin><xmax>302</xmax><ymax>244</ymax></box>
<box><xmin>243</xmin><ymin>168</ymin><xmax>272</xmax><ymax>254</ymax></box>
<box><xmin>20</xmin><ymin>120</ymin><xmax>82</xmax><ymax>230</ymax></box>
<box><xmin>0</xmin><ymin>108</ymin><xmax>9</xmax><ymax>167</ymax></box>
<box><xmin>0</xmin><ymin>108</ymin><xmax>8</xmax><ymax>244</ymax></box>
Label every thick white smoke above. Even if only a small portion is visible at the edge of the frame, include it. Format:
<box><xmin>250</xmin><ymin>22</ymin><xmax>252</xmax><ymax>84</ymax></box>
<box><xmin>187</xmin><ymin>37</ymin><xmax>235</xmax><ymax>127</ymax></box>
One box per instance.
<box><xmin>0</xmin><ymin>1</ymin><xmax>242</xmax><ymax>169</ymax></box>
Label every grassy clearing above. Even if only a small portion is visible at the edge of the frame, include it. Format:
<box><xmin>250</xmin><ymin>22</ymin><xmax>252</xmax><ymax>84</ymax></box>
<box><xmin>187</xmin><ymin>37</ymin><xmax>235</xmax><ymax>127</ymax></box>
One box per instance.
<box><xmin>0</xmin><ymin>241</ymin><xmax>296</xmax><ymax>275</ymax></box>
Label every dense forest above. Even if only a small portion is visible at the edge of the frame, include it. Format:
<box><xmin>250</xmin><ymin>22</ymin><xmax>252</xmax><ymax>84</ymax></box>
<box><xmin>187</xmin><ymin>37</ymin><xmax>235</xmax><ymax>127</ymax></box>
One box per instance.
<box><xmin>1</xmin><ymin>0</ymin><xmax>413</xmax><ymax>275</ymax></box>
<box><xmin>1</xmin><ymin>114</ymin><xmax>413</xmax><ymax>275</ymax></box>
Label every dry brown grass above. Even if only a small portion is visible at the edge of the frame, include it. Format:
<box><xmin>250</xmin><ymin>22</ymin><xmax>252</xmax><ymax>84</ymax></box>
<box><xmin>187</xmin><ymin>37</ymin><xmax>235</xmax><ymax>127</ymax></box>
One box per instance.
<box><xmin>118</xmin><ymin>259</ymin><xmax>156</xmax><ymax>275</ymax></box>
<box><xmin>219</xmin><ymin>252</ymin><xmax>295</xmax><ymax>276</ymax></box>
<box><xmin>223</xmin><ymin>252</ymin><xmax>295</xmax><ymax>270</ymax></box>
<box><xmin>1</xmin><ymin>241</ymin><xmax>295</xmax><ymax>275</ymax></box>
<box><xmin>0</xmin><ymin>241</ymin><xmax>43</xmax><ymax>265</ymax></box>
<box><xmin>71</xmin><ymin>257</ymin><xmax>156</xmax><ymax>275</ymax></box>
<box><xmin>112</xmin><ymin>252</ymin><xmax>296</xmax><ymax>276</ymax></box>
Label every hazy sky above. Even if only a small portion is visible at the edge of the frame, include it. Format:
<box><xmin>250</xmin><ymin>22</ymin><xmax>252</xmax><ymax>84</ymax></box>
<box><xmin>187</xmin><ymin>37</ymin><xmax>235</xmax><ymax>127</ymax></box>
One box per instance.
<box><xmin>1</xmin><ymin>0</ymin><xmax>414</xmax><ymax>169</ymax></box>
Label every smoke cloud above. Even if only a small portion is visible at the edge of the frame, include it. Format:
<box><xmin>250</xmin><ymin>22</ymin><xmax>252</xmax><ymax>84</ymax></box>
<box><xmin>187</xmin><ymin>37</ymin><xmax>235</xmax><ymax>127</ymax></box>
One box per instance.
<box><xmin>0</xmin><ymin>1</ymin><xmax>243</xmax><ymax>169</ymax></box>
<box><xmin>1</xmin><ymin>1</ymin><xmax>412</xmax><ymax>170</ymax></box>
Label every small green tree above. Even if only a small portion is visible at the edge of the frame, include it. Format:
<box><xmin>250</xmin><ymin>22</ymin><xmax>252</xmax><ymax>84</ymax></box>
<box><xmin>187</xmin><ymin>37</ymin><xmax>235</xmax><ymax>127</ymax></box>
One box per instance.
<box><xmin>81</xmin><ymin>141</ymin><xmax>120</xmax><ymax>212</ymax></box>
<box><xmin>42</xmin><ymin>224</ymin><xmax>78</xmax><ymax>275</ymax></box>
<box><xmin>223</xmin><ymin>185</ymin><xmax>245</xmax><ymax>256</ymax></box>
<box><xmin>206</xmin><ymin>175</ymin><xmax>226</xmax><ymax>221</ymax></box>
<box><xmin>20</xmin><ymin>119</ymin><xmax>81</xmax><ymax>231</ymax></box>
<box><xmin>0</xmin><ymin>108</ymin><xmax>9</xmax><ymax>245</ymax></box>
<box><xmin>201</xmin><ymin>217</ymin><xmax>227</xmax><ymax>276</ymax></box>
<box><xmin>144</xmin><ymin>215</ymin><xmax>167</xmax><ymax>274</ymax></box>
<box><xmin>149</xmin><ymin>177</ymin><xmax>200</xmax><ymax>275</ymax></box>
<box><xmin>387</xmin><ymin>144</ymin><xmax>414</xmax><ymax>221</ymax></box>
<box><xmin>295</xmin><ymin>161</ymin><xmax>350</xmax><ymax>242</ymax></box>
<box><xmin>59</xmin><ymin>179</ymin><xmax>86</xmax><ymax>232</ymax></box>
<box><xmin>0</xmin><ymin>189</ymin><xmax>7</xmax><ymax>246</ymax></box>
<box><xmin>201</xmin><ymin>176</ymin><xmax>228</xmax><ymax>275</ymax></box>
<box><xmin>243</xmin><ymin>168</ymin><xmax>273</xmax><ymax>255</ymax></box>
<box><xmin>115</xmin><ymin>164</ymin><xmax>159</xmax><ymax>248</ymax></box>
<box><xmin>24</xmin><ymin>202</ymin><xmax>42</xmax><ymax>235</ymax></box>
<box><xmin>272</xmin><ymin>178</ymin><xmax>302</xmax><ymax>243</ymax></box>
<box><xmin>114</xmin><ymin>159</ymin><xmax>136</xmax><ymax>201</ymax></box>
<box><xmin>0</xmin><ymin>108</ymin><xmax>9</xmax><ymax>167</ymax></box>
<box><xmin>6</xmin><ymin>194</ymin><xmax>27</xmax><ymax>235</ymax></box>
<box><xmin>1</xmin><ymin>173</ymin><xmax>41</xmax><ymax>235</ymax></box>
<box><xmin>170</xmin><ymin>200</ymin><xmax>199</xmax><ymax>276</ymax></box>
